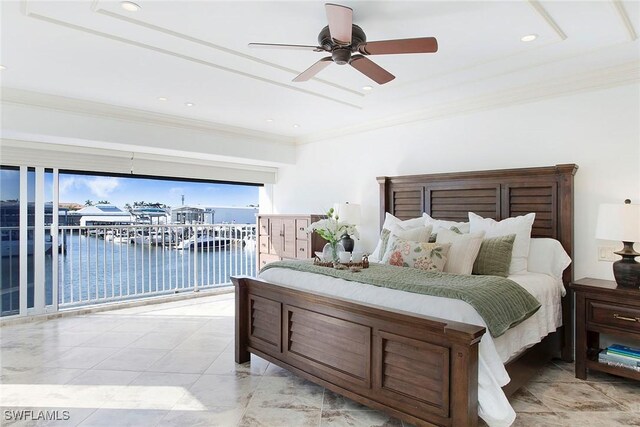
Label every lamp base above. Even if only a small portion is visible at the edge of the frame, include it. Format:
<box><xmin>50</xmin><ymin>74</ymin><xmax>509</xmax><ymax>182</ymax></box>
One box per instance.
<box><xmin>340</xmin><ymin>234</ymin><xmax>355</xmax><ymax>252</ymax></box>
<box><xmin>613</xmin><ymin>241</ymin><xmax>640</xmax><ymax>288</ymax></box>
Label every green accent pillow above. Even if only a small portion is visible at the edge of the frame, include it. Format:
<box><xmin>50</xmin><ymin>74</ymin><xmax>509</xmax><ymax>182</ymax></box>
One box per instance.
<box><xmin>379</xmin><ymin>228</ymin><xmax>392</xmax><ymax>256</ymax></box>
<box><xmin>450</xmin><ymin>226</ymin><xmax>463</xmax><ymax>234</ymax></box>
<box><xmin>430</xmin><ymin>225</ymin><xmax>462</xmax><ymax>243</ymax></box>
<box><xmin>473</xmin><ymin>234</ymin><xmax>516</xmax><ymax>277</ymax></box>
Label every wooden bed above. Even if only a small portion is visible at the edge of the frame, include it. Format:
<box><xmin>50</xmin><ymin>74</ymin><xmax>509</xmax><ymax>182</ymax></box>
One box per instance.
<box><xmin>233</xmin><ymin>164</ymin><xmax>577</xmax><ymax>427</ymax></box>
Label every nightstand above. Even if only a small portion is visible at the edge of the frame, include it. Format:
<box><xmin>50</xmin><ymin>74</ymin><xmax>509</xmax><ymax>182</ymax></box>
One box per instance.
<box><xmin>570</xmin><ymin>278</ymin><xmax>640</xmax><ymax>381</ymax></box>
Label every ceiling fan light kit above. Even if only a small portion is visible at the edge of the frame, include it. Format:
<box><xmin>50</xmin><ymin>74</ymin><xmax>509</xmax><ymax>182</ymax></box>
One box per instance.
<box><xmin>249</xmin><ymin>3</ymin><xmax>438</xmax><ymax>85</ymax></box>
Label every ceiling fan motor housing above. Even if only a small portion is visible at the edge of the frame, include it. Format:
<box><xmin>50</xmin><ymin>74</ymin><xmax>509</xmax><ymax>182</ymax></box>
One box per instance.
<box><xmin>318</xmin><ymin>24</ymin><xmax>367</xmax><ymax>52</ymax></box>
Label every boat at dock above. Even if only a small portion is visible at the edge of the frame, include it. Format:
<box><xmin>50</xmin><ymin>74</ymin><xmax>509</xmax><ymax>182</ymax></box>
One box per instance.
<box><xmin>174</xmin><ymin>230</ymin><xmax>230</xmax><ymax>250</ymax></box>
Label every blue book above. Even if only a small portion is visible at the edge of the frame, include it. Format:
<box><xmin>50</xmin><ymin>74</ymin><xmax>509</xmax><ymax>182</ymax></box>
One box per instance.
<box><xmin>608</xmin><ymin>344</ymin><xmax>640</xmax><ymax>359</ymax></box>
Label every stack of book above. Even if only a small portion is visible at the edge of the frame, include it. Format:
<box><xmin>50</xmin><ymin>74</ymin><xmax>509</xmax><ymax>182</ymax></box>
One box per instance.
<box><xmin>598</xmin><ymin>344</ymin><xmax>640</xmax><ymax>372</ymax></box>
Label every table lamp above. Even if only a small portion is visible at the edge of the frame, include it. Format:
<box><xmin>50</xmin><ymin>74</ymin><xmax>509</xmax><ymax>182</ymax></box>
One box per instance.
<box><xmin>596</xmin><ymin>199</ymin><xmax>640</xmax><ymax>288</ymax></box>
<box><xmin>333</xmin><ymin>202</ymin><xmax>361</xmax><ymax>252</ymax></box>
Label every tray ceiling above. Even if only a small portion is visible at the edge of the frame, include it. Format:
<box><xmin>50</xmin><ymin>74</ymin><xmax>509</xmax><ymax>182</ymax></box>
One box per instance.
<box><xmin>1</xmin><ymin>0</ymin><xmax>638</xmax><ymax>141</ymax></box>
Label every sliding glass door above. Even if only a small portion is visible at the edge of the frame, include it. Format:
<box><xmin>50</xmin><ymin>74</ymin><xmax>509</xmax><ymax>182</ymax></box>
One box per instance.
<box><xmin>0</xmin><ymin>166</ymin><xmax>21</xmax><ymax>316</ymax></box>
<box><xmin>0</xmin><ymin>166</ymin><xmax>58</xmax><ymax>317</ymax></box>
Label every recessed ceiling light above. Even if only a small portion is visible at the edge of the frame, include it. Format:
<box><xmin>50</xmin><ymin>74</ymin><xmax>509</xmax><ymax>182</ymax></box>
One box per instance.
<box><xmin>266</xmin><ymin>119</ymin><xmax>274</xmax><ymax>123</ymax></box>
<box><xmin>185</xmin><ymin>102</ymin><xmax>194</xmax><ymax>107</ymax></box>
<box><xmin>157</xmin><ymin>97</ymin><xmax>167</xmax><ymax>101</ymax></box>
<box><xmin>292</xmin><ymin>124</ymin><xmax>300</xmax><ymax>128</ymax></box>
<box><xmin>362</xmin><ymin>85</ymin><xmax>373</xmax><ymax>91</ymax></box>
<box><xmin>520</xmin><ymin>34</ymin><xmax>538</xmax><ymax>42</ymax></box>
<box><xmin>120</xmin><ymin>1</ymin><xmax>140</xmax><ymax>12</ymax></box>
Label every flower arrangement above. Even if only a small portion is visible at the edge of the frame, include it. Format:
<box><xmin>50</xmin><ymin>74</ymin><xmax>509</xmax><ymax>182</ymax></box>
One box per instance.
<box><xmin>307</xmin><ymin>208</ymin><xmax>359</xmax><ymax>262</ymax></box>
<box><xmin>307</xmin><ymin>208</ymin><xmax>360</xmax><ymax>243</ymax></box>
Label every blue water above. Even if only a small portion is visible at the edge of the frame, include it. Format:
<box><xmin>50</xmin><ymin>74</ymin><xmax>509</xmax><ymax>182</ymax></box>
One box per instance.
<box><xmin>1</xmin><ymin>233</ymin><xmax>256</xmax><ymax>314</ymax></box>
<box><xmin>58</xmin><ymin>233</ymin><xmax>256</xmax><ymax>306</ymax></box>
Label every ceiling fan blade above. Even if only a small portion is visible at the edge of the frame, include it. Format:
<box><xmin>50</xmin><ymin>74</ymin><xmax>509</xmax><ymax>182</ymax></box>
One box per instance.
<box><xmin>293</xmin><ymin>57</ymin><xmax>333</xmax><ymax>82</ymax></box>
<box><xmin>248</xmin><ymin>43</ymin><xmax>325</xmax><ymax>52</ymax></box>
<box><xmin>325</xmin><ymin>3</ymin><xmax>353</xmax><ymax>45</ymax></box>
<box><xmin>350</xmin><ymin>55</ymin><xmax>395</xmax><ymax>84</ymax></box>
<box><xmin>357</xmin><ymin>37</ymin><xmax>438</xmax><ymax>55</ymax></box>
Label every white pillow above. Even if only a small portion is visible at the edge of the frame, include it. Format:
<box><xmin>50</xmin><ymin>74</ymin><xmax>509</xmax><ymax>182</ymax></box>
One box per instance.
<box><xmin>423</xmin><ymin>213</ymin><xmax>470</xmax><ymax>233</ymax></box>
<box><xmin>435</xmin><ymin>228</ymin><xmax>485</xmax><ymax>275</ymax></box>
<box><xmin>527</xmin><ymin>238</ymin><xmax>571</xmax><ymax>280</ymax></box>
<box><xmin>468</xmin><ymin>212</ymin><xmax>535</xmax><ymax>274</ymax></box>
<box><xmin>369</xmin><ymin>213</ymin><xmax>426</xmax><ymax>261</ymax></box>
<box><xmin>390</xmin><ymin>223</ymin><xmax>433</xmax><ymax>242</ymax></box>
<box><xmin>384</xmin><ymin>224</ymin><xmax>433</xmax><ymax>259</ymax></box>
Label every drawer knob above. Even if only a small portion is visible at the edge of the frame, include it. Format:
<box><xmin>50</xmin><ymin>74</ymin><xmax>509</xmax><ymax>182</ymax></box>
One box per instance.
<box><xmin>613</xmin><ymin>313</ymin><xmax>639</xmax><ymax>322</ymax></box>
<box><xmin>299</xmin><ymin>248</ymin><xmax>304</xmax><ymax>251</ymax></box>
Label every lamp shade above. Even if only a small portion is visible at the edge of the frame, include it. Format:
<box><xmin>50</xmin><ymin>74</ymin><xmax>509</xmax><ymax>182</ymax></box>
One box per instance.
<box><xmin>333</xmin><ymin>202</ymin><xmax>361</xmax><ymax>225</ymax></box>
<box><xmin>595</xmin><ymin>202</ymin><xmax>640</xmax><ymax>242</ymax></box>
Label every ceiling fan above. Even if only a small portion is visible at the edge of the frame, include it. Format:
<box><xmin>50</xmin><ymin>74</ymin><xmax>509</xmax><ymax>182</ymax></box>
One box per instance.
<box><xmin>248</xmin><ymin>3</ymin><xmax>438</xmax><ymax>85</ymax></box>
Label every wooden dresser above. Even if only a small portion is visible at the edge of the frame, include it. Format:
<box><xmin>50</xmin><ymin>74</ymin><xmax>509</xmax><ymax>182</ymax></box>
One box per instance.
<box><xmin>257</xmin><ymin>214</ymin><xmax>327</xmax><ymax>271</ymax></box>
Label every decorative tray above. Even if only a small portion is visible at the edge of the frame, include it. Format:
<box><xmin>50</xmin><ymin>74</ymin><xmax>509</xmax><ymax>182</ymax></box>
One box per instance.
<box><xmin>313</xmin><ymin>254</ymin><xmax>369</xmax><ymax>269</ymax></box>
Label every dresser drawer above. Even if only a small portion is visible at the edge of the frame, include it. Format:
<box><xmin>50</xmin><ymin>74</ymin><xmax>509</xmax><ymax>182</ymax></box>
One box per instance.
<box><xmin>588</xmin><ymin>300</ymin><xmax>640</xmax><ymax>332</ymax></box>
<box><xmin>296</xmin><ymin>240</ymin><xmax>310</xmax><ymax>259</ymax></box>
<box><xmin>296</xmin><ymin>219</ymin><xmax>309</xmax><ymax>240</ymax></box>
<box><xmin>259</xmin><ymin>253</ymin><xmax>280</xmax><ymax>269</ymax></box>
<box><xmin>259</xmin><ymin>217</ymin><xmax>270</xmax><ymax>236</ymax></box>
<box><xmin>259</xmin><ymin>236</ymin><xmax>272</xmax><ymax>254</ymax></box>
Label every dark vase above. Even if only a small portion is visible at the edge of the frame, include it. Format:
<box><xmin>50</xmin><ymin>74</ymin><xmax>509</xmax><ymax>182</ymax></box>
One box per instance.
<box><xmin>340</xmin><ymin>234</ymin><xmax>354</xmax><ymax>252</ymax></box>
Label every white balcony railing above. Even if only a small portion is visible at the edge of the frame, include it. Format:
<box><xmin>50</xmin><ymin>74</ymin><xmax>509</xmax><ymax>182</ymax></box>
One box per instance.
<box><xmin>57</xmin><ymin>224</ymin><xmax>256</xmax><ymax>308</ymax></box>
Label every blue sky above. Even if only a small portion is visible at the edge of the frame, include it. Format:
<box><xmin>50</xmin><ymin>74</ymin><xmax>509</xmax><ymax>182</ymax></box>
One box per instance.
<box><xmin>0</xmin><ymin>169</ymin><xmax>259</xmax><ymax>207</ymax></box>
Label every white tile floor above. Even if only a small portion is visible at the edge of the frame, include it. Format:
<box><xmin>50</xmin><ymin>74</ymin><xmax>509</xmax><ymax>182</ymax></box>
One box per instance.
<box><xmin>1</xmin><ymin>293</ymin><xmax>638</xmax><ymax>426</ymax></box>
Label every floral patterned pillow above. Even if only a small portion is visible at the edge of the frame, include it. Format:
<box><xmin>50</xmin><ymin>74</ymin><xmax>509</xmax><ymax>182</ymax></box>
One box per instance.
<box><xmin>381</xmin><ymin>238</ymin><xmax>451</xmax><ymax>272</ymax></box>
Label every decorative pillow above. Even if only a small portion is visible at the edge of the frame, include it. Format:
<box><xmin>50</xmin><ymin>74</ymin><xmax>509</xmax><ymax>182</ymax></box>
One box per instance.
<box><xmin>468</xmin><ymin>212</ymin><xmax>535</xmax><ymax>274</ymax></box>
<box><xmin>370</xmin><ymin>213</ymin><xmax>426</xmax><ymax>262</ymax></box>
<box><xmin>381</xmin><ymin>238</ymin><xmax>451</xmax><ymax>272</ymax></box>
<box><xmin>472</xmin><ymin>234</ymin><xmax>516</xmax><ymax>277</ymax></box>
<box><xmin>436</xmin><ymin>228</ymin><xmax>486</xmax><ymax>275</ymax></box>
<box><xmin>387</xmin><ymin>223</ymin><xmax>433</xmax><ymax>249</ymax></box>
<box><xmin>423</xmin><ymin>213</ymin><xmax>470</xmax><ymax>234</ymax></box>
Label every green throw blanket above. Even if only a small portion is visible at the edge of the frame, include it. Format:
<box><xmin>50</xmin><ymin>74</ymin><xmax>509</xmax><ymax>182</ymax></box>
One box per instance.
<box><xmin>261</xmin><ymin>261</ymin><xmax>541</xmax><ymax>338</ymax></box>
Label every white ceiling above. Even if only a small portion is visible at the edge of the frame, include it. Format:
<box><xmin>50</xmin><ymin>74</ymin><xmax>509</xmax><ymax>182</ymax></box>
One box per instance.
<box><xmin>1</xmin><ymin>0</ymin><xmax>639</xmax><ymax>142</ymax></box>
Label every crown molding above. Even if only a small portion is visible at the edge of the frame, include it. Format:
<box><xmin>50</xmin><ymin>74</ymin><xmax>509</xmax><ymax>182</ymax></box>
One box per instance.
<box><xmin>296</xmin><ymin>61</ymin><xmax>640</xmax><ymax>145</ymax></box>
<box><xmin>1</xmin><ymin>88</ymin><xmax>297</xmax><ymax>146</ymax></box>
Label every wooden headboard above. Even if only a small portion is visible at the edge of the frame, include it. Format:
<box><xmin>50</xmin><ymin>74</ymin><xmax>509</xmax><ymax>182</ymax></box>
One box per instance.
<box><xmin>377</xmin><ymin>164</ymin><xmax>578</xmax><ymax>284</ymax></box>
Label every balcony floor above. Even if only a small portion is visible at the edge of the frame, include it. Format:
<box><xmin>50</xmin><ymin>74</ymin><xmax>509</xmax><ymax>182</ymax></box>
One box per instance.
<box><xmin>1</xmin><ymin>293</ymin><xmax>639</xmax><ymax>426</ymax></box>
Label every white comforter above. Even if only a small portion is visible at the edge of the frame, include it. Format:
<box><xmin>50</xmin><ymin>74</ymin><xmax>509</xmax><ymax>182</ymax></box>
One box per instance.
<box><xmin>258</xmin><ymin>268</ymin><xmax>564</xmax><ymax>427</ymax></box>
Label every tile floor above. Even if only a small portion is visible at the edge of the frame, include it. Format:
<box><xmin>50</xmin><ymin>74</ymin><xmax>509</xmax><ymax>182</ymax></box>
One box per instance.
<box><xmin>1</xmin><ymin>293</ymin><xmax>639</xmax><ymax>427</ymax></box>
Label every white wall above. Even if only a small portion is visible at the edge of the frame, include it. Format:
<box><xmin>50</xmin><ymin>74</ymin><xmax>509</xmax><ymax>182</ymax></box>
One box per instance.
<box><xmin>270</xmin><ymin>84</ymin><xmax>640</xmax><ymax>281</ymax></box>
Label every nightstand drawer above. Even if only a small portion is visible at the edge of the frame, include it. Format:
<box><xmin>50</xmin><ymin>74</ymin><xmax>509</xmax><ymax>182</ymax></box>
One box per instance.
<box><xmin>588</xmin><ymin>300</ymin><xmax>640</xmax><ymax>332</ymax></box>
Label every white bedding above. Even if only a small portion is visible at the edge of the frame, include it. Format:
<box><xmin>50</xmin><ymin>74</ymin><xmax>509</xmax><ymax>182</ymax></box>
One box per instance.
<box><xmin>258</xmin><ymin>267</ymin><xmax>564</xmax><ymax>427</ymax></box>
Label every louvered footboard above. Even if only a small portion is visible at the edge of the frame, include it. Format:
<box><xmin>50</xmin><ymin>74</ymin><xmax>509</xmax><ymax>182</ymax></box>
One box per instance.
<box><xmin>233</xmin><ymin>276</ymin><xmax>485</xmax><ymax>427</ymax></box>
